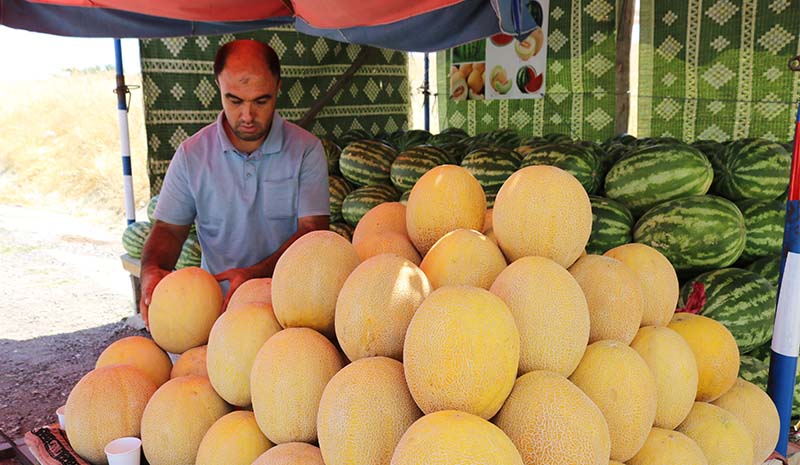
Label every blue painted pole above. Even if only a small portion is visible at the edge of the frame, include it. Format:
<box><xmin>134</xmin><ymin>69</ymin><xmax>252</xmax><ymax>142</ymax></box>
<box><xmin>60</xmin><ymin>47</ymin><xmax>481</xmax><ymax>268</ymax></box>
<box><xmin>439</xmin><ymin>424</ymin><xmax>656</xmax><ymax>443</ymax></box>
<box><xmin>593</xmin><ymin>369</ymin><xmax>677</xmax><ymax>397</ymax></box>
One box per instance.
<box><xmin>114</xmin><ymin>39</ymin><xmax>136</xmax><ymax>226</ymax></box>
<box><xmin>768</xmin><ymin>100</ymin><xmax>800</xmax><ymax>456</ymax></box>
<box><xmin>423</xmin><ymin>53</ymin><xmax>430</xmax><ymax>132</ymax></box>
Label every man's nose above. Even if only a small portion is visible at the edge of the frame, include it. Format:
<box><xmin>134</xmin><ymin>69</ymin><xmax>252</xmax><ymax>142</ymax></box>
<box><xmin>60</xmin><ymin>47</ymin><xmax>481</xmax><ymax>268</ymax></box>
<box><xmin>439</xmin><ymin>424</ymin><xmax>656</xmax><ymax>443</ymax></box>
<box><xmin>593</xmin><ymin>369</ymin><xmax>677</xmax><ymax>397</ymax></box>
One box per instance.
<box><xmin>240</xmin><ymin>103</ymin><xmax>254</xmax><ymax>121</ymax></box>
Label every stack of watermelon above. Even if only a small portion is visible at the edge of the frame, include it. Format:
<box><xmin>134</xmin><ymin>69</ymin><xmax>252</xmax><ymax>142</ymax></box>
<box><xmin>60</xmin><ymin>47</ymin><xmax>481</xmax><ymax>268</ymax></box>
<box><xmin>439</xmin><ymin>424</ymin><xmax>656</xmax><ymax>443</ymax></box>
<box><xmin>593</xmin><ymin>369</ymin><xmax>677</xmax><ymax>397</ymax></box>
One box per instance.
<box><xmin>121</xmin><ymin>195</ymin><xmax>202</xmax><ymax>269</ymax></box>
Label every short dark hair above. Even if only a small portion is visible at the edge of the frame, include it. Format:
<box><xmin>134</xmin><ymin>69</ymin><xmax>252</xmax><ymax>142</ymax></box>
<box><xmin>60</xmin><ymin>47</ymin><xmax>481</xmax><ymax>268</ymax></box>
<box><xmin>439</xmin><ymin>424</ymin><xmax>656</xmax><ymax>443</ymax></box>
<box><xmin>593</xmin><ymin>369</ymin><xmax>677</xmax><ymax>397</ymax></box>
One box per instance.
<box><xmin>213</xmin><ymin>40</ymin><xmax>281</xmax><ymax>81</ymax></box>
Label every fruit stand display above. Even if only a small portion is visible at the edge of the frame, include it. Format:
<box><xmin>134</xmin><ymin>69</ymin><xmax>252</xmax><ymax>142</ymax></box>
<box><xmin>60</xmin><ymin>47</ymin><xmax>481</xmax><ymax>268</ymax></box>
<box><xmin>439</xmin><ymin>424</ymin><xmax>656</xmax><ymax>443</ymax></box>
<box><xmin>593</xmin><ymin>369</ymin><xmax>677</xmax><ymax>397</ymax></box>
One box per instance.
<box><xmin>77</xmin><ymin>126</ymin><xmax>794</xmax><ymax>464</ymax></box>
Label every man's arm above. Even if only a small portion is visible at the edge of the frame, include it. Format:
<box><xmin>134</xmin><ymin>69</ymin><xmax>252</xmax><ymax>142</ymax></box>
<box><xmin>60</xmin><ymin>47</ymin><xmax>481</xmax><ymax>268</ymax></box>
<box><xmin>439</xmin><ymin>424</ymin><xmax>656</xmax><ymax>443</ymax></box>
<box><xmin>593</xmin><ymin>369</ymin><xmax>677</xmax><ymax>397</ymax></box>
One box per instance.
<box><xmin>139</xmin><ymin>220</ymin><xmax>192</xmax><ymax>326</ymax></box>
<box><xmin>214</xmin><ymin>214</ymin><xmax>329</xmax><ymax>309</ymax></box>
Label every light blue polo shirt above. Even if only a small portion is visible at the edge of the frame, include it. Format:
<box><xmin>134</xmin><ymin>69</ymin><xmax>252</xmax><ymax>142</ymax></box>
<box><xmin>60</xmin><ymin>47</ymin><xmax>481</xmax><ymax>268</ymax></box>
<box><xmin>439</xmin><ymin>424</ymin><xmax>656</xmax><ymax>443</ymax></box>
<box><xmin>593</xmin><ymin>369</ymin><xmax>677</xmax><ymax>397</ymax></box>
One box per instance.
<box><xmin>154</xmin><ymin>111</ymin><xmax>330</xmax><ymax>286</ymax></box>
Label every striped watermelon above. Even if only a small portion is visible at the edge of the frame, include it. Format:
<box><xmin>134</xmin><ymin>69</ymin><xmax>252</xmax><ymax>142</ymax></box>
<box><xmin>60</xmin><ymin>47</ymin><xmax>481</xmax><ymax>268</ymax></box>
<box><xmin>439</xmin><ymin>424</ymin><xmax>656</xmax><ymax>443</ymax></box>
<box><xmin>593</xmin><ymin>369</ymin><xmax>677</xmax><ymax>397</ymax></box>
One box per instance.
<box><xmin>460</xmin><ymin>147</ymin><xmax>521</xmax><ymax>190</ymax></box>
<box><xmin>175</xmin><ymin>234</ymin><xmax>202</xmax><ymax>269</ymax></box>
<box><xmin>399</xmin><ymin>190</ymin><xmax>411</xmax><ymax>205</ymax></box>
<box><xmin>544</xmin><ymin>133</ymin><xmax>572</xmax><ymax>144</ymax></box>
<box><xmin>339</xmin><ymin>140</ymin><xmax>398</xmax><ymax>187</ymax></box>
<box><xmin>633</xmin><ymin>195</ymin><xmax>746</xmax><ymax>273</ymax></box>
<box><xmin>485</xmin><ymin>185</ymin><xmax>500</xmax><ymax>209</ymax></box>
<box><xmin>737</xmin><ymin>199</ymin><xmax>785</xmax><ymax>261</ymax></box>
<box><xmin>522</xmin><ymin>135</ymin><xmax>549</xmax><ymax>147</ymax></box>
<box><xmin>337</xmin><ymin>128</ymin><xmax>373</xmax><ymax>147</ymax></box>
<box><xmin>428</xmin><ymin>129</ymin><xmax>467</xmax><ymax>146</ymax></box>
<box><xmin>678</xmin><ymin>267</ymin><xmax>775</xmax><ymax>354</ymax></box>
<box><xmin>321</xmin><ymin>138</ymin><xmax>342</xmax><ymax>176</ymax></box>
<box><xmin>122</xmin><ymin>221</ymin><xmax>152</xmax><ymax>259</ymax></box>
<box><xmin>146</xmin><ymin>195</ymin><xmax>159</xmax><ymax>223</ymax></box>
<box><xmin>329</xmin><ymin>175</ymin><xmax>354</xmax><ymax>223</ymax></box>
<box><xmin>395</xmin><ymin>129</ymin><xmax>432</xmax><ymax>152</ymax></box>
<box><xmin>603</xmin><ymin>134</ymin><xmax>637</xmax><ymax>147</ymax></box>
<box><xmin>482</xmin><ymin>128</ymin><xmax>521</xmax><ymax>149</ymax></box>
<box><xmin>341</xmin><ymin>184</ymin><xmax>400</xmax><ymax>226</ymax></box>
<box><xmin>436</xmin><ymin>142</ymin><xmax>469</xmax><ymax>164</ymax></box>
<box><xmin>604</xmin><ymin>144</ymin><xmax>714</xmax><ymax>216</ymax></box>
<box><xmin>711</xmin><ymin>138</ymin><xmax>791</xmax><ymax>200</ymax></box>
<box><xmin>390</xmin><ymin>145</ymin><xmax>451</xmax><ymax>191</ymax></box>
<box><xmin>587</xmin><ymin>195</ymin><xmax>634</xmax><ymax>255</ymax></box>
<box><xmin>739</xmin><ymin>355</ymin><xmax>768</xmax><ymax>390</ymax></box>
<box><xmin>746</xmin><ymin>256</ymin><xmax>781</xmax><ymax>289</ymax></box>
<box><xmin>518</xmin><ymin>143</ymin><xmax>602</xmax><ymax>194</ymax></box>
<box><xmin>691</xmin><ymin>139</ymin><xmax>726</xmax><ymax>162</ymax></box>
<box><xmin>329</xmin><ymin>222</ymin><xmax>355</xmax><ymax>242</ymax></box>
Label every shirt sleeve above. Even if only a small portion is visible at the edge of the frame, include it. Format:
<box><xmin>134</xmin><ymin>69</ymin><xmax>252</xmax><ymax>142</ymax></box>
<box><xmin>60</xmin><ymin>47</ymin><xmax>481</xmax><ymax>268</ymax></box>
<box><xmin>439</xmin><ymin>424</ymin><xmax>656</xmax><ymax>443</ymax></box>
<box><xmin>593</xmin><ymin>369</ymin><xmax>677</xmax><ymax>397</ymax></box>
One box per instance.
<box><xmin>297</xmin><ymin>140</ymin><xmax>331</xmax><ymax>218</ymax></box>
<box><xmin>153</xmin><ymin>145</ymin><xmax>197</xmax><ymax>226</ymax></box>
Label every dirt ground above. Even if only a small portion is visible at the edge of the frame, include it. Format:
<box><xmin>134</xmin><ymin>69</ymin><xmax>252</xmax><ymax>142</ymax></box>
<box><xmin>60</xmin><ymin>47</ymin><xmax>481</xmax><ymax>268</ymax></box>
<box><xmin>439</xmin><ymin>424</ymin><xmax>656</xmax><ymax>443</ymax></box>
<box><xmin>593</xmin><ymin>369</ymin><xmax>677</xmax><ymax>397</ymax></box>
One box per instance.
<box><xmin>0</xmin><ymin>203</ymin><xmax>145</xmax><ymax>447</ymax></box>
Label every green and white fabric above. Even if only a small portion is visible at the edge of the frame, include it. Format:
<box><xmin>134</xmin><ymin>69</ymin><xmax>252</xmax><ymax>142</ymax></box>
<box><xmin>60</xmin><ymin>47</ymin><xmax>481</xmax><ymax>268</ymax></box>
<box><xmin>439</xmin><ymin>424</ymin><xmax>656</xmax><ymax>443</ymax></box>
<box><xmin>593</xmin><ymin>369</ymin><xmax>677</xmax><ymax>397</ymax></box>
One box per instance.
<box><xmin>139</xmin><ymin>26</ymin><xmax>409</xmax><ymax>195</ymax></box>
<box><xmin>638</xmin><ymin>0</ymin><xmax>800</xmax><ymax>142</ymax></box>
<box><xmin>437</xmin><ymin>0</ymin><xmax>618</xmax><ymax>141</ymax></box>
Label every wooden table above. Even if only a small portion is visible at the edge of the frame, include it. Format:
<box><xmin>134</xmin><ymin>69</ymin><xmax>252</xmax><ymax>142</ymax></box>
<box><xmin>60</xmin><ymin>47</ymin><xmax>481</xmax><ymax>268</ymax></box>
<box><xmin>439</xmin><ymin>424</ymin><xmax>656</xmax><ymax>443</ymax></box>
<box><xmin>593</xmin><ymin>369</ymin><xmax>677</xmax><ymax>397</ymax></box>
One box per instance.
<box><xmin>120</xmin><ymin>253</ymin><xmax>141</xmax><ymax>312</ymax></box>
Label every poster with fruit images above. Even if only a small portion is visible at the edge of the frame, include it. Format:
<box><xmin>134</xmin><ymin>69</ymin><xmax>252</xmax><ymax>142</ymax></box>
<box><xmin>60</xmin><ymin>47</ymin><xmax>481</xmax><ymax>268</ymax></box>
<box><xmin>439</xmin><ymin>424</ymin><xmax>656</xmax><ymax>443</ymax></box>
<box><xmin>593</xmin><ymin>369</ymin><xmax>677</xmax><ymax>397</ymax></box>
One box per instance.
<box><xmin>449</xmin><ymin>0</ymin><xmax>548</xmax><ymax>101</ymax></box>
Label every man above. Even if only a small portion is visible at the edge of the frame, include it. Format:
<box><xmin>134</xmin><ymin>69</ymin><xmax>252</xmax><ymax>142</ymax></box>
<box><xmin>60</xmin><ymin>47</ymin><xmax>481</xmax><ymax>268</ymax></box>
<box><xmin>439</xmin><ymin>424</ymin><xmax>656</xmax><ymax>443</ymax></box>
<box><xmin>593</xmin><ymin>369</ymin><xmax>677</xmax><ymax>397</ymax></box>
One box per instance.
<box><xmin>139</xmin><ymin>39</ymin><xmax>330</xmax><ymax>326</ymax></box>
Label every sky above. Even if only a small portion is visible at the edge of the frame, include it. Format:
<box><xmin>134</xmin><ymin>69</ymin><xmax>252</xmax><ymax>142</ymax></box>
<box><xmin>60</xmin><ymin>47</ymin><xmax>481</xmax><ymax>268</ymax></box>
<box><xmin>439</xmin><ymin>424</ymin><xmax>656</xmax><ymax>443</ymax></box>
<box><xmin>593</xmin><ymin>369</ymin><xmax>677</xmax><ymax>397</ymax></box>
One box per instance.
<box><xmin>0</xmin><ymin>26</ymin><xmax>141</xmax><ymax>81</ymax></box>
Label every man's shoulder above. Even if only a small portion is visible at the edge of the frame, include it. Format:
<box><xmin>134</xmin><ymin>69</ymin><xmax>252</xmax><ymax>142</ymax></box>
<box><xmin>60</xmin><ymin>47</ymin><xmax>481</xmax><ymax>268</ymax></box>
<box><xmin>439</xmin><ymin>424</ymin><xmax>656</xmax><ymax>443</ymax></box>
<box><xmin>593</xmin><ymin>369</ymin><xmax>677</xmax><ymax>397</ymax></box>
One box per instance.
<box><xmin>179</xmin><ymin>119</ymin><xmax>222</xmax><ymax>155</ymax></box>
<box><xmin>282</xmin><ymin>119</ymin><xmax>322</xmax><ymax>149</ymax></box>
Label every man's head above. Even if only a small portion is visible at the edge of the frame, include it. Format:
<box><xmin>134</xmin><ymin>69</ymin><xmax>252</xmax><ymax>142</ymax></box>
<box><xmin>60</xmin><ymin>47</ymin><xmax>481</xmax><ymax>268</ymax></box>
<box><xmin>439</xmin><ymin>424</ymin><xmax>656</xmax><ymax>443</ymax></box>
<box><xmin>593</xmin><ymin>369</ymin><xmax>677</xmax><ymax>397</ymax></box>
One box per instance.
<box><xmin>213</xmin><ymin>40</ymin><xmax>281</xmax><ymax>152</ymax></box>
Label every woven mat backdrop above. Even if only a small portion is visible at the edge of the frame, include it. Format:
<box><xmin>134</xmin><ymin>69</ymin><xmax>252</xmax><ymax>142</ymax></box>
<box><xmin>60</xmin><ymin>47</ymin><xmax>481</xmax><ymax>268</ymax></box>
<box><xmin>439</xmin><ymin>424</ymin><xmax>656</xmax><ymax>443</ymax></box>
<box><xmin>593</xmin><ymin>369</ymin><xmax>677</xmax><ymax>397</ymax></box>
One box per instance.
<box><xmin>437</xmin><ymin>0</ymin><xmax>618</xmax><ymax>142</ymax></box>
<box><xmin>139</xmin><ymin>27</ymin><xmax>409</xmax><ymax>195</ymax></box>
<box><xmin>638</xmin><ymin>0</ymin><xmax>800</xmax><ymax>142</ymax></box>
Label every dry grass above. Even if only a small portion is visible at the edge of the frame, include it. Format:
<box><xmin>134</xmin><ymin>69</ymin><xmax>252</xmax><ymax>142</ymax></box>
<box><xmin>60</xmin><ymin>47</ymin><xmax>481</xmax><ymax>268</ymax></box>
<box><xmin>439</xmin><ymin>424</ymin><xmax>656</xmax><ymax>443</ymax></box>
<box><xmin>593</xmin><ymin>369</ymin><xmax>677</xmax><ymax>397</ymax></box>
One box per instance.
<box><xmin>0</xmin><ymin>70</ymin><xmax>150</xmax><ymax>225</ymax></box>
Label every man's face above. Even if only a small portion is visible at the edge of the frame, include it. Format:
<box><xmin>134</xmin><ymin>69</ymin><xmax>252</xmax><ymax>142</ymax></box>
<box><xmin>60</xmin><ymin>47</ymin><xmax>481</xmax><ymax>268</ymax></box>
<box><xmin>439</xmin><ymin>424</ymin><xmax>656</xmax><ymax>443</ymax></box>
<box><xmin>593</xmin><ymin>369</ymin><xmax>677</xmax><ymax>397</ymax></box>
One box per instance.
<box><xmin>217</xmin><ymin>62</ymin><xmax>280</xmax><ymax>147</ymax></box>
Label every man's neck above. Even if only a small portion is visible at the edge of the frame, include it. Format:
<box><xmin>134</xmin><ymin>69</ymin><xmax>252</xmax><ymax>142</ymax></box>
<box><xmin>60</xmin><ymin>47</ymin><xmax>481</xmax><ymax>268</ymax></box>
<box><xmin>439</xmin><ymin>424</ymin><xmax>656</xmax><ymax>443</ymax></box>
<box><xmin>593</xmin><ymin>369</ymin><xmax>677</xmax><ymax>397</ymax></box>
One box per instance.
<box><xmin>222</xmin><ymin>119</ymin><xmax>268</xmax><ymax>155</ymax></box>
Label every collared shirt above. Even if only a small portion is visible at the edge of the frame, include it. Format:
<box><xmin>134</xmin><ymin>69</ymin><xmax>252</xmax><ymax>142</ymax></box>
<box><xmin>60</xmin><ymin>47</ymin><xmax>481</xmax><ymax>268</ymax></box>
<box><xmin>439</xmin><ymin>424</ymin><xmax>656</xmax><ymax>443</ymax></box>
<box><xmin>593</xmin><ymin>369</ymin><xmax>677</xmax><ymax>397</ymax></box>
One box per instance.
<box><xmin>154</xmin><ymin>111</ymin><xmax>330</xmax><ymax>284</ymax></box>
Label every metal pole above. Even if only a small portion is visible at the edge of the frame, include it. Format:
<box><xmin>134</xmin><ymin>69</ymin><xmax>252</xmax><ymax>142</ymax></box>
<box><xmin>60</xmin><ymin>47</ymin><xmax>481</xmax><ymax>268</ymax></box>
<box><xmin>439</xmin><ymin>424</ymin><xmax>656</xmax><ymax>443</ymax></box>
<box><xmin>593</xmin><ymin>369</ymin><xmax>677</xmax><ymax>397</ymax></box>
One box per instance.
<box><xmin>768</xmin><ymin>55</ymin><xmax>800</xmax><ymax>455</ymax></box>
<box><xmin>114</xmin><ymin>39</ymin><xmax>136</xmax><ymax>226</ymax></box>
<box><xmin>423</xmin><ymin>53</ymin><xmax>430</xmax><ymax>132</ymax></box>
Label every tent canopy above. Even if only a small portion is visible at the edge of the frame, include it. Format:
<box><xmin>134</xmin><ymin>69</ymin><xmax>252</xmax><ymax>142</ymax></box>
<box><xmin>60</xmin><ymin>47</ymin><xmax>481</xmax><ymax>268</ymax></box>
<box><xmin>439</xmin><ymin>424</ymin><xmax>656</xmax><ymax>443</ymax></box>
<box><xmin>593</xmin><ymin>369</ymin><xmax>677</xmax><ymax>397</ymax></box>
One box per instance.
<box><xmin>0</xmin><ymin>0</ymin><xmax>540</xmax><ymax>51</ymax></box>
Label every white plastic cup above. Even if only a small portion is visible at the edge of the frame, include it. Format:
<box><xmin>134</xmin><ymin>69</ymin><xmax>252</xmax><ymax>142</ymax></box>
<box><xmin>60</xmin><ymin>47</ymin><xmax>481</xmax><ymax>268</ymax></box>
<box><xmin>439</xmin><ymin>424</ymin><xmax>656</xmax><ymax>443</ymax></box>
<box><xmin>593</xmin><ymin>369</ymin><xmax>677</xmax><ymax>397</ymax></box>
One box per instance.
<box><xmin>56</xmin><ymin>405</ymin><xmax>66</xmax><ymax>430</ymax></box>
<box><xmin>104</xmin><ymin>437</ymin><xmax>142</xmax><ymax>465</ymax></box>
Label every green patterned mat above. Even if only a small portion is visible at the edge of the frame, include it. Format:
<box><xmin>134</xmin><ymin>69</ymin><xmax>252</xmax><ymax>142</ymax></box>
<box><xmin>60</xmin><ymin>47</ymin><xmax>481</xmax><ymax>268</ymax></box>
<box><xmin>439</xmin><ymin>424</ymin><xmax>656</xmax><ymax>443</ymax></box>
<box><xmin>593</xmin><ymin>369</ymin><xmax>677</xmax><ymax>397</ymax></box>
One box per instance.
<box><xmin>139</xmin><ymin>27</ymin><xmax>409</xmax><ymax>195</ymax></box>
<box><xmin>638</xmin><ymin>0</ymin><xmax>800</xmax><ymax>142</ymax></box>
<box><xmin>437</xmin><ymin>0</ymin><xmax>618</xmax><ymax>142</ymax></box>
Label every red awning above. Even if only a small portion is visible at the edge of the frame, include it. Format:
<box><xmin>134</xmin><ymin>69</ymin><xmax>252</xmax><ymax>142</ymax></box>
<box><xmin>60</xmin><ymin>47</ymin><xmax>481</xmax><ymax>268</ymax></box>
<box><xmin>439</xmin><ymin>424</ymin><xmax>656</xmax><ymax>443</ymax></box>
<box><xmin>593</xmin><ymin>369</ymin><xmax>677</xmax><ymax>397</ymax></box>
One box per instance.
<box><xmin>25</xmin><ymin>0</ymin><xmax>464</xmax><ymax>28</ymax></box>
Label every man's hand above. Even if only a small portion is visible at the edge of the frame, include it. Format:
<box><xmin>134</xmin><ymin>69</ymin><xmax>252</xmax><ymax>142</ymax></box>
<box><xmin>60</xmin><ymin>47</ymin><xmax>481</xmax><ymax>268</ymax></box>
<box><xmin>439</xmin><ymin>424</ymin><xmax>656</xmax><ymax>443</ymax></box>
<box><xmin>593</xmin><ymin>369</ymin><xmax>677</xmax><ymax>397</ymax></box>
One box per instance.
<box><xmin>215</xmin><ymin>267</ymin><xmax>259</xmax><ymax>311</ymax></box>
<box><xmin>139</xmin><ymin>266</ymin><xmax>172</xmax><ymax>330</ymax></box>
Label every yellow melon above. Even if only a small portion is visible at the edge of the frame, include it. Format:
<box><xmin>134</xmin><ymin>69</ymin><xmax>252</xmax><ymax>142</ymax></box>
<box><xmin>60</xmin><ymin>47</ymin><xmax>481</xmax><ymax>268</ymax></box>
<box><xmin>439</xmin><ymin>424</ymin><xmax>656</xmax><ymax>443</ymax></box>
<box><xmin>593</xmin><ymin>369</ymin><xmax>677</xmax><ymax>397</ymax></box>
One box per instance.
<box><xmin>490</xmin><ymin>256</ymin><xmax>589</xmax><ymax>377</ymax></box>
<box><xmin>483</xmin><ymin>209</ymin><xmax>493</xmax><ymax>233</ymax></box>
<box><xmin>604</xmin><ymin>243</ymin><xmax>679</xmax><ymax>327</ymax></box>
<box><xmin>206</xmin><ymin>302</ymin><xmax>283</xmax><ymax>406</ymax></box>
<box><xmin>668</xmin><ymin>313</ymin><xmax>740</xmax><ymax>401</ymax></box>
<box><xmin>609</xmin><ymin>462</ymin><xmax>625</xmax><ymax>465</ymax></box>
<box><xmin>250</xmin><ymin>327</ymin><xmax>344</xmax><ymax>444</ymax></box>
<box><xmin>170</xmin><ymin>345</ymin><xmax>207</xmax><ymax>379</ymax></box>
<box><xmin>148</xmin><ymin>266</ymin><xmax>223</xmax><ymax>354</ymax></box>
<box><xmin>420</xmin><ymin>228</ymin><xmax>507</xmax><ymax>289</ymax></box>
<box><xmin>712</xmin><ymin>378</ymin><xmax>780</xmax><ymax>465</ymax></box>
<box><xmin>95</xmin><ymin>335</ymin><xmax>172</xmax><ymax>387</ymax></box>
<box><xmin>493</xmin><ymin>165</ymin><xmax>591</xmax><ymax>267</ymax></box>
<box><xmin>65</xmin><ymin>365</ymin><xmax>157</xmax><ymax>465</ymax></box>
<box><xmin>271</xmin><ymin>230</ymin><xmax>360</xmax><ymax>338</ymax></box>
<box><xmin>630</xmin><ymin>326</ymin><xmax>698</xmax><ymax>429</ymax></box>
<box><xmin>493</xmin><ymin>370</ymin><xmax>611</xmax><ymax>465</ymax></box>
<box><xmin>317</xmin><ymin>357</ymin><xmax>423</xmax><ymax>465</ymax></box>
<box><xmin>627</xmin><ymin>427</ymin><xmax>709</xmax><ymax>465</ymax></box>
<box><xmin>196</xmin><ymin>411</ymin><xmax>273</xmax><ymax>465</ymax></box>
<box><xmin>335</xmin><ymin>254</ymin><xmax>431</xmax><ymax>362</ymax></box>
<box><xmin>252</xmin><ymin>442</ymin><xmax>325</xmax><ymax>465</ymax></box>
<box><xmin>406</xmin><ymin>165</ymin><xmax>486</xmax><ymax>255</ymax></box>
<box><xmin>569</xmin><ymin>340</ymin><xmax>657</xmax><ymax>462</ymax></box>
<box><xmin>403</xmin><ymin>286</ymin><xmax>519</xmax><ymax>419</ymax></box>
<box><xmin>353</xmin><ymin>231</ymin><xmax>421</xmax><ymax>265</ymax></box>
<box><xmin>227</xmin><ymin>277</ymin><xmax>271</xmax><ymax>311</ymax></box>
<box><xmin>390</xmin><ymin>410</ymin><xmax>523</xmax><ymax>465</ymax></box>
<box><xmin>352</xmin><ymin>201</ymin><xmax>408</xmax><ymax>246</ymax></box>
<box><xmin>140</xmin><ymin>375</ymin><xmax>232</xmax><ymax>465</ymax></box>
<box><xmin>568</xmin><ymin>254</ymin><xmax>644</xmax><ymax>344</ymax></box>
<box><xmin>676</xmin><ymin>402</ymin><xmax>754</xmax><ymax>465</ymax></box>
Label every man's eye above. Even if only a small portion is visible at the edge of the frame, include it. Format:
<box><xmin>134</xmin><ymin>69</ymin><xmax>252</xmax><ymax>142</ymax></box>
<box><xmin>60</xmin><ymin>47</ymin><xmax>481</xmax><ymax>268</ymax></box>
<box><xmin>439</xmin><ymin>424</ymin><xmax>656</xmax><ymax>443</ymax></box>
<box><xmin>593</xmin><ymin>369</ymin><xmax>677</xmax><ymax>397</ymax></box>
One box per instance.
<box><xmin>230</xmin><ymin>99</ymin><xmax>243</xmax><ymax>105</ymax></box>
<box><xmin>256</xmin><ymin>100</ymin><xmax>268</xmax><ymax>105</ymax></box>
